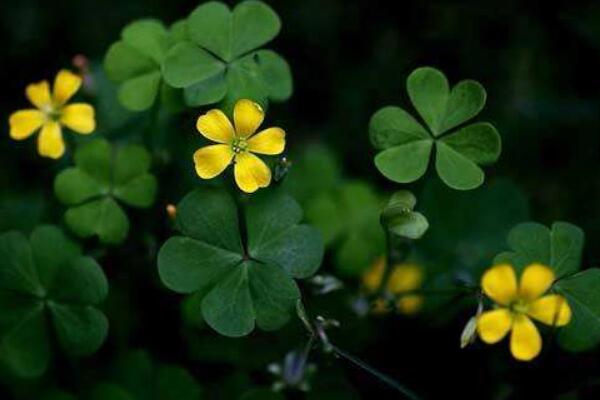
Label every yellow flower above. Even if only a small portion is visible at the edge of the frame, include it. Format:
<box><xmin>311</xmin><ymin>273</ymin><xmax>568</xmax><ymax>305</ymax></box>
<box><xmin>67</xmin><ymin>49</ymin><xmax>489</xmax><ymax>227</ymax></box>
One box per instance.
<box><xmin>362</xmin><ymin>256</ymin><xmax>424</xmax><ymax>315</ymax></box>
<box><xmin>477</xmin><ymin>263</ymin><xmax>572</xmax><ymax>361</ymax></box>
<box><xmin>193</xmin><ymin>99</ymin><xmax>286</xmax><ymax>193</ymax></box>
<box><xmin>9</xmin><ymin>70</ymin><xmax>95</xmax><ymax>159</ymax></box>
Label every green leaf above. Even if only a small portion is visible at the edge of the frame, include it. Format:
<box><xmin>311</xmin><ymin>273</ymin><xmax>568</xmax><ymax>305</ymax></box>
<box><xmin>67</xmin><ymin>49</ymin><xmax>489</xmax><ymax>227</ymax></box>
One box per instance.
<box><xmin>55</xmin><ymin>140</ymin><xmax>157</xmax><ymax>245</ymax></box>
<box><xmin>104</xmin><ymin>19</ymin><xmax>169</xmax><ymax>111</ymax></box>
<box><xmin>118</xmin><ymin>70</ymin><xmax>162</xmax><ymax>112</ymax></box>
<box><xmin>382</xmin><ymin>191</ymin><xmax>429</xmax><ymax>240</ymax></box>
<box><xmin>220</xmin><ymin>56</ymin><xmax>269</xmax><ymax>113</ymax></box>
<box><xmin>246</xmin><ymin>190</ymin><xmax>323</xmax><ymax>278</ymax></box>
<box><xmin>369</xmin><ymin>106</ymin><xmax>430</xmax><ymax>150</ymax></box>
<box><xmin>54</xmin><ymin>168</ymin><xmax>106</xmax><ymax>205</ymax></box>
<box><xmin>255</xmin><ymin>50</ymin><xmax>292</xmax><ymax>101</ymax></box>
<box><xmin>175</xmin><ymin>188</ymin><xmax>243</xmax><ymax>254</ymax></box>
<box><xmin>441</xmin><ymin>79</ymin><xmax>487</xmax><ymax>133</ymax></box>
<box><xmin>65</xmin><ymin>198</ymin><xmax>129</xmax><ymax>245</ymax></box>
<box><xmin>371</xmin><ymin>67</ymin><xmax>500</xmax><ymax>190</ymax></box>
<box><xmin>435</xmin><ymin>141</ymin><xmax>484</xmax><ymax>190</ymax></box>
<box><xmin>104</xmin><ymin>42</ymin><xmax>155</xmax><ymax>82</ymax></box>
<box><xmin>158</xmin><ymin>187</ymin><xmax>323</xmax><ymax>337</ymax></box>
<box><xmin>493</xmin><ymin>221</ymin><xmax>584</xmax><ymax>277</ymax></box>
<box><xmin>374</xmin><ymin>140</ymin><xmax>433</xmax><ymax>183</ymax></box>
<box><xmin>202</xmin><ymin>265</ymin><xmax>254</xmax><ymax>337</ymax></box>
<box><xmin>49</xmin><ymin>303</ymin><xmax>109</xmax><ymax>356</ymax></box>
<box><xmin>162</xmin><ymin>41</ymin><xmax>225</xmax><ymax>88</ymax></box>
<box><xmin>121</xmin><ymin>19</ymin><xmax>168</xmax><ymax>64</ymax></box>
<box><xmin>556</xmin><ymin>269</ymin><xmax>600</xmax><ymax>352</ymax></box>
<box><xmin>440</xmin><ymin>122</ymin><xmax>501</xmax><ymax>165</ymax></box>
<box><xmin>231</xmin><ymin>1</ymin><xmax>281</xmax><ymax>58</ymax></box>
<box><xmin>0</xmin><ymin>226</ymin><xmax>108</xmax><ymax>378</ymax></box>
<box><xmin>248</xmin><ymin>262</ymin><xmax>300</xmax><ymax>331</ymax></box>
<box><xmin>187</xmin><ymin>0</ymin><xmax>280</xmax><ymax>62</ymax></box>
<box><xmin>158</xmin><ymin>237</ymin><xmax>242</xmax><ymax>294</ymax></box>
<box><xmin>90</xmin><ymin>383</ymin><xmax>134</xmax><ymax>400</ymax></box>
<box><xmin>407</xmin><ymin>66</ymin><xmax>449</xmax><ymax>135</ymax></box>
<box><xmin>183</xmin><ymin>72</ymin><xmax>227</xmax><ymax>106</ymax></box>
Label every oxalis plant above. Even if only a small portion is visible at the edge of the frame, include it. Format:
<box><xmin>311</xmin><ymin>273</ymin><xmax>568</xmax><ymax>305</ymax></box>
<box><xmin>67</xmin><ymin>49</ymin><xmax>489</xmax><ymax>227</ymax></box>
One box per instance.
<box><xmin>1</xmin><ymin>1</ymin><xmax>600</xmax><ymax>399</ymax></box>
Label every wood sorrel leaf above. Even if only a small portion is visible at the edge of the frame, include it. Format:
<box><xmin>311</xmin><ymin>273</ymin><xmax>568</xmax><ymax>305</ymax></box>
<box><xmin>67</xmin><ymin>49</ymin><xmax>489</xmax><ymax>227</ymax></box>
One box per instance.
<box><xmin>370</xmin><ymin>66</ymin><xmax>500</xmax><ymax>191</ymax></box>
<box><xmin>0</xmin><ymin>226</ymin><xmax>108</xmax><ymax>378</ymax></box>
<box><xmin>54</xmin><ymin>139</ymin><xmax>157</xmax><ymax>245</ymax></box>
<box><xmin>157</xmin><ymin>187</ymin><xmax>323</xmax><ymax>337</ymax></box>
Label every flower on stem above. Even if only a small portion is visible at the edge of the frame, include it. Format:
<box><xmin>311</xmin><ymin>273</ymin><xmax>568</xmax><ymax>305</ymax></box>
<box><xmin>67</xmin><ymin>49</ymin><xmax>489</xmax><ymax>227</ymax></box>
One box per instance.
<box><xmin>193</xmin><ymin>99</ymin><xmax>286</xmax><ymax>193</ymax></box>
<box><xmin>477</xmin><ymin>263</ymin><xmax>571</xmax><ymax>361</ymax></box>
<box><xmin>362</xmin><ymin>256</ymin><xmax>424</xmax><ymax>315</ymax></box>
<box><xmin>9</xmin><ymin>70</ymin><xmax>95</xmax><ymax>159</ymax></box>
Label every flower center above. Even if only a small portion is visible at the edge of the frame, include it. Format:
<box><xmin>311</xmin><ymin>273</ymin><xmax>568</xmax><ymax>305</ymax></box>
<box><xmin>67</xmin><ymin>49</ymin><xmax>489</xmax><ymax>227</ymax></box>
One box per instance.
<box><xmin>510</xmin><ymin>298</ymin><xmax>529</xmax><ymax>315</ymax></box>
<box><xmin>231</xmin><ymin>137</ymin><xmax>248</xmax><ymax>154</ymax></box>
<box><xmin>42</xmin><ymin>104</ymin><xmax>62</xmax><ymax>121</ymax></box>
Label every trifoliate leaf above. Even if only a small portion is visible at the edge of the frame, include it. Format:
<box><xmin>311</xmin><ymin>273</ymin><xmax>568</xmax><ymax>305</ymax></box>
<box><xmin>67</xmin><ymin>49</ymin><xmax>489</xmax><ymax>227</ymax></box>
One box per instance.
<box><xmin>493</xmin><ymin>221</ymin><xmax>584</xmax><ymax>277</ymax></box>
<box><xmin>162</xmin><ymin>0</ymin><xmax>291</xmax><ymax>108</ymax></box>
<box><xmin>54</xmin><ymin>139</ymin><xmax>157</xmax><ymax>245</ymax></box>
<box><xmin>0</xmin><ymin>226</ymin><xmax>108</xmax><ymax>378</ymax></box>
<box><xmin>158</xmin><ymin>187</ymin><xmax>323</xmax><ymax>337</ymax></box>
<box><xmin>104</xmin><ymin>18</ymin><xmax>183</xmax><ymax>111</ymax></box>
<box><xmin>370</xmin><ymin>66</ymin><xmax>501</xmax><ymax>190</ymax></box>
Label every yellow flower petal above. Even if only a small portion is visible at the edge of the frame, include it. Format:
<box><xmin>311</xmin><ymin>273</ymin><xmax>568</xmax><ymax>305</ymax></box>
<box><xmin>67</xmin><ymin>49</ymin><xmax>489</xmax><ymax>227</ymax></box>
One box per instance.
<box><xmin>519</xmin><ymin>263</ymin><xmax>555</xmax><ymax>301</ymax></box>
<box><xmin>37</xmin><ymin>121</ymin><xmax>65</xmax><ymax>159</ymax></box>
<box><xmin>26</xmin><ymin>81</ymin><xmax>52</xmax><ymax>109</ymax></box>
<box><xmin>53</xmin><ymin>70</ymin><xmax>82</xmax><ymax>106</ymax></box>
<box><xmin>481</xmin><ymin>264</ymin><xmax>518</xmax><ymax>306</ymax></box>
<box><xmin>396</xmin><ymin>295</ymin><xmax>423</xmax><ymax>315</ymax></box>
<box><xmin>527</xmin><ymin>294</ymin><xmax>571</xmax><ymax>327</ymax></box>
<box><xmin>193</xmin><ymin>144</ymin><xmax>234</xmax><ymax>179</ymax></box>
<box><xmin>371</xmin><ymin>298</ymin><xmax>390</xmax><ymax>315</ymax></box>
<box><xmin>196</xmin><ymin>109</ymin><xmax>235</xmax><ymax>144</ymax></box>
<box><xmin>510</xmin><ymin>314</ymin><xmax>542</xmax><ymax>361</ymax></box>
<box><xmin>477</xmin><ymin>308</ymin><xmax>512</xmax><ymax>344</ymax></box>
<box><xmin>387</xmin><ymin>264</ymin><xmax>423</xmax><ymax>294</ymax></box>
<box><xmin>362</xmin><ymin>257</ymin><xmax>385</xmax><ymax>292</ymax></box>
<box><xmin>234</xmin><ymin>152</ymin><xmax>271</xmax><ymax>193</ymax></box>
<box><xmin>234</xmin><ymin>99</ymin><xmax>264</xmax><ymax>138</ymax></box>
<box><xmin>247</xmin><ymin>127</ymin><xmax>286</xmax><ymax>155</ymax></box>
<box><xmin>9</xmin><ymin>109</ymin><xmax>45</xmax><ymax>140</ymax></box>
<box><xmin>60</xmin><ymin>103</ymin><xmax>95</xmax><ymax>134</ymax></box>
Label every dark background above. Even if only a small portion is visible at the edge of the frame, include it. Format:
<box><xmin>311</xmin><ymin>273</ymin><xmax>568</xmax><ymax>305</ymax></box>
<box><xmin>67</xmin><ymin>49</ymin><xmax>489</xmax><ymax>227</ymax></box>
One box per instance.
<box><xmin>1</xmin><ymin>0</ymin><xmax>600</xmax><ymax>399</ymax></box>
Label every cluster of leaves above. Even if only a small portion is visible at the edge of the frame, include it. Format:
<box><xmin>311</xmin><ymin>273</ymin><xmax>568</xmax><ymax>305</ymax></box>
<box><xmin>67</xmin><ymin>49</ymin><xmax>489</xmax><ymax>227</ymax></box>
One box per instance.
<box><xmin>494</xmin><ymin>221</ymin><xmax>600</xmax><ymax>352</ymax></box>
<box><xmin>54</xmin><ymin>139</ymin><xmax>157</xmax><ymax>245</ymax></box>
<box><xmin>158</xmin><ymin>187</ymin><xmax>323</xmax><ymax>337</ymax></box>
<box><xmin>0</xmin><ymin>226</ymin><xmax>108</xmax><ymax>378</ymax></box>
<box><xmin>369</xmin><ymin>67</ymin><xmax>501</xmax><ymax>190</ymax></box>
<box><xmin>104</xmin><ymin>0</ymin><xmax>292</xmax><ymax>112</ymax></box>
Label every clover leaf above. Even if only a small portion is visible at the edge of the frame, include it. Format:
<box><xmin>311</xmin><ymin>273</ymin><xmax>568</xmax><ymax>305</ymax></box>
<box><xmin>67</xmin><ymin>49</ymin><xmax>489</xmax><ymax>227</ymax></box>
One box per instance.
<box><xmin>0</xmin><ymin>226</ymin><xmax>108</xmax><ymax>378</ymax></box>
<box><xmin>370</xmin><ymin>66</ymin><xmax>501</xmax><ymax>190</ymax></box>
<box><xmin>493</xmin><ymin>221</ymin><xmax>600</xmax><ymax>352</ymax></box>
<box><xmin>54</xmin><ymin>139</ymin><xmax>157</xmax><ymax>245</ymax></box>
<box><xmin>158</xmin><ymin>187</ymin><xmax>323</xmax><ymax>337</ymax></box>
<box><xmin>493</xmin><ymin>221</ymin><xmax>584</xmax><ymax>277</ymax></box>
<box><xmin>104</xmin><ymin>19</ymin><xmax>183</xmax><ymax>111</ymax></box>
<box><xmin>90</xmin><ymin>350</ymin><xmax>203</xmax><ymax>400</ymax></box>
<box><xmin>162</xmin><ymin>1</ymin><xmax>292</xmax><ymax>108</ymax></box>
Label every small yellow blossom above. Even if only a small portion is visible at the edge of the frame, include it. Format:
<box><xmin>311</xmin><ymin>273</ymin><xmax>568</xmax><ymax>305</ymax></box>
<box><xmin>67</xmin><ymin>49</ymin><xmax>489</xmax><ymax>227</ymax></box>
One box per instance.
<box><xmin>9</xmin><ymin>70</ymin><xmax>95</xmax><ymax>159</ymax></box>
<box><xmin>477</xmin><ymin>263</ymin><xmax>572</xmax><ymax>361</ymax></box>
<box><xmin>362</xmin><ymin>257</ymin><xmax>424</xmax><ymax>315</ymax></box>
<box><xmin>193</xmin><ymin>99</ymin><xmax>286</xmax><ymax>193</ymax></box>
